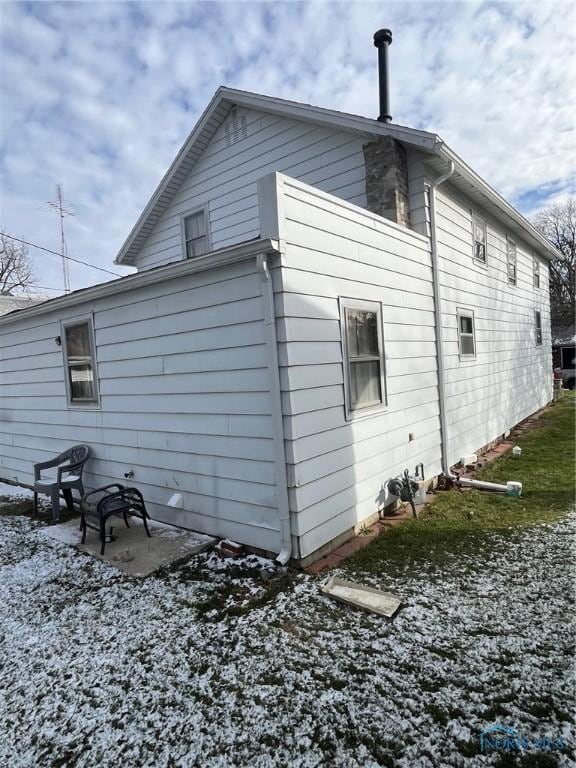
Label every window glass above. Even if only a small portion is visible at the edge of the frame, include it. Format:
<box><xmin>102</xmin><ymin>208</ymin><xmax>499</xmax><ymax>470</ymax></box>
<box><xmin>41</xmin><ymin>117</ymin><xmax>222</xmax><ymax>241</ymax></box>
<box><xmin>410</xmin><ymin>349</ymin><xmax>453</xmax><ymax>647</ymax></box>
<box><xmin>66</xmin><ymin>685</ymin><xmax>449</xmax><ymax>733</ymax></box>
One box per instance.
<box><xmin>350</xmin><ymin>360</ymin><xmax>382</xmax><ymax>408</ymax></box>
<box><xmin>534</xmin><ymin>257</ymin><xmax>540</xmax><ymax>289</ymax></box>
<box><xmin>457</xmin><ymin>310</ymin><xmax>476</xmax><ymax>358</ymax></box>
<box><xmin>472</xmin><ymin>214</ymin><xmax>487</xmax><ymax>263</ymax></box>
<box><xmin>342</xmin><ymin>303</ymin><xmax>386</xmax><ymax>414</ymax></box>
<box><xmin>507</xmin><ymin>238</ymin><xmax>517</xmax><ymax>285</ymax></box>
<box><xmin>64</xmin><ymin>321</ymin><xmax>98</xmax><ymax>402</ymax></box>
<box><xmin>184</xmin><ymin>210</ymin><xmax>209</xmax><ymax>258</ymax></box>
<box><xmin>535</xmin><ymin>311</ymin><xmax>542</xmax><ymax>346</ymax></box>
<box><xmin>346</xmin><ymin>310</ymin><xmax>379</xmax><ymax>357</ymax></box>
<box><xmin>459</xmin><ymin>315</ymin><xmax>473</xmax><ymax>335</ymax></box>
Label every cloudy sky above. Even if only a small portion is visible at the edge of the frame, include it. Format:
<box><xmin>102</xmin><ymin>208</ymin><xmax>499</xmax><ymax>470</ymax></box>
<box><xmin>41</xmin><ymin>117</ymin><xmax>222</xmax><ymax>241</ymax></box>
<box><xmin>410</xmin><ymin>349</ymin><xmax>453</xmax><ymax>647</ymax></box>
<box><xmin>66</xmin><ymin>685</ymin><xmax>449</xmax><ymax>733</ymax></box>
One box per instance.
<box><xmin>1</xmin><ymin>0</ymin><xmax>574</xmax><ymax>296</ymax></box>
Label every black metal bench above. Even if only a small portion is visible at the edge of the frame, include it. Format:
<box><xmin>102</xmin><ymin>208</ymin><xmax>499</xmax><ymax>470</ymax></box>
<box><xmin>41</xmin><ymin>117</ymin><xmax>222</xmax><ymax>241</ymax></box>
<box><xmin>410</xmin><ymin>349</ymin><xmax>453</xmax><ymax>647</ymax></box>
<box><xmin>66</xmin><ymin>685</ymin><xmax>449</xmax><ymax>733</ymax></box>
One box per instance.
<box><xmin>80</xmin><ymin>484</ymin><xmax>151</xmax><ymax>555</ymax></box>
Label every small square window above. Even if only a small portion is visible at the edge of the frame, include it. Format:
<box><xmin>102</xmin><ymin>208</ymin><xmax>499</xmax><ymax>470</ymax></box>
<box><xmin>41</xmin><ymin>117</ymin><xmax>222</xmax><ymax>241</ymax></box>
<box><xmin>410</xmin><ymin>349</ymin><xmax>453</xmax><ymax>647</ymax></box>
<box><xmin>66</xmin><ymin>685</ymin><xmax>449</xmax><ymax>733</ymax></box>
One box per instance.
<box><xmin>533</xmin><ymin>257</ymin><xmax>540</xmax><ymax>289</ymax></box>
<box><xmin>507</xmin><ymin>237</ymin><xmax>517</xmax><ymax>285</ymax></box>
<box><xmin>535</xmin><ymin>310</ymin><xmax>542</xmax><ymax>346</ymax></box>
<box><xmin>457</xmin><ymin>309</ymin><xmax>476</xmax><ymax>358</ymax></box>
<box><xmin>472</xmin><ymin>213</ymin><xmax>487</xmax><ymax>264</ymax></box>
<box><xmin>183</xmin><ymin>209</ymin><xmax>210</xmax><ymax>259</ymax></box>
<box><xmin>62</xmin><ymin>318</ymin><xmax>99</xmax><ymax>406</ymax></box>
<box><xmin>340</xmin><ymin>299</ymin><xmax>387</xmax><ymax>417</ymax></box>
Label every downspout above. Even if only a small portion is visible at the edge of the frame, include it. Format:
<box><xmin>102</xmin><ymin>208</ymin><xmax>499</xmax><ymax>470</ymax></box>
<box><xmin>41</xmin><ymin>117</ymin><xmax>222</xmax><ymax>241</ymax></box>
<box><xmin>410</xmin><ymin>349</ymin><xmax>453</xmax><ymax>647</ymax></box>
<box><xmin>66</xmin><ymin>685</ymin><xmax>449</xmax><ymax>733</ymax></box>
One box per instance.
<box><xmin>256</xmin><ymin>253</ymin><xmax>292</xmax><ymax>565</ymax></box>
<box><xmin>428</xmin><ymin>160</ymin><xmax>455</xmax><ymax>475</ymax></box>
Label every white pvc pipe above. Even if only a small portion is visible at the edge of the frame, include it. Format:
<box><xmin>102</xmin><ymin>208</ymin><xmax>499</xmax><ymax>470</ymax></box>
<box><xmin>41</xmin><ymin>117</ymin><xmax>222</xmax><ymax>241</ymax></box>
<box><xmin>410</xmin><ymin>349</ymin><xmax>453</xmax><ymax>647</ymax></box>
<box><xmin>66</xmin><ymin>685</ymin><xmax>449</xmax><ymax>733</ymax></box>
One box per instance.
<box><xmin>458</xmin><ymin>478</ymin><xmax>509</xmax><ymax>493</ymax></box>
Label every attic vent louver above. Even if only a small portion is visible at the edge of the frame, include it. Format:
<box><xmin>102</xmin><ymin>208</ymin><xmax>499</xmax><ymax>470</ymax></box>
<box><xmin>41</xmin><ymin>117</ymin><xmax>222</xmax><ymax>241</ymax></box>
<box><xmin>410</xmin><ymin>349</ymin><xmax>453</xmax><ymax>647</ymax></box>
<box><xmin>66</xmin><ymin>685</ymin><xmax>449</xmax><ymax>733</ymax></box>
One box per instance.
<box><xmin>224</xmin><ymin>107</ymin><xmax>248</xmax><ymax>147</ymax></box>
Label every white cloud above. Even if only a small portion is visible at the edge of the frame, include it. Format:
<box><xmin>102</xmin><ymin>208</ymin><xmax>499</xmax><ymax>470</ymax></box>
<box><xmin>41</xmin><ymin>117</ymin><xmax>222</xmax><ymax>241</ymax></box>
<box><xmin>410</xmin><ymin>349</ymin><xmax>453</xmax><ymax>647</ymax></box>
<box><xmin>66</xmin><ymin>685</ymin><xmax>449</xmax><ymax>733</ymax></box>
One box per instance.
<box><xmin>0</xmin><ymin>0</ymin><xmax>574</xmax><ymax>296</ymax></box>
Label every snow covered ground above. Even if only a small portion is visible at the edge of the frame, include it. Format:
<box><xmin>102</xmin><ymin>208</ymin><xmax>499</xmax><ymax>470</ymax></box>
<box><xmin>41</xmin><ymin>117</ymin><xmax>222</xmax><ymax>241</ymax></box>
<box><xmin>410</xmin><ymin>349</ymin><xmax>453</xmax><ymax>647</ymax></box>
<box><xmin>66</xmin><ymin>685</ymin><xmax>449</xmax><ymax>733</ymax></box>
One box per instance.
<box><xmin>0</xmin><ymin>497</ymin><xmax>574</xmax><ymax>766</ymax></box>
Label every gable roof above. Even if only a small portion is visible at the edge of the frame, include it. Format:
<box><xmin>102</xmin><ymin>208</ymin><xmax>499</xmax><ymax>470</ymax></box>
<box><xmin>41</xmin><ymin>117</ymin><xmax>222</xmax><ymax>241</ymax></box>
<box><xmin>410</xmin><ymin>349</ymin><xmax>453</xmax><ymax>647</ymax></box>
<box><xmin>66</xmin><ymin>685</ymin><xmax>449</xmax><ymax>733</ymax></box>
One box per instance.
<box><xmin>115</xmin><ymin>86</ymin><xmax>559</xmax><ymax>265</ymax></box>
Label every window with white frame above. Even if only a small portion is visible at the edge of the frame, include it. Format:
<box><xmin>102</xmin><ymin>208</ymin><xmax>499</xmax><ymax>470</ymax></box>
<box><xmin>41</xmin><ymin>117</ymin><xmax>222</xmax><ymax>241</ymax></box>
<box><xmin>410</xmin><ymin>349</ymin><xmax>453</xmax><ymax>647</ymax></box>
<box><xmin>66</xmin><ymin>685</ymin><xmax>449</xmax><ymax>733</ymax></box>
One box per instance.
<box><xmin>62</xmin><ymin>318</ymin><xmax>99</xmax><ymax>405</ymax></box>
<box><xmin>472</xmin><ymin>213</ymin><xmax>487</xmax><ymax>264</ymax></box>
<box><xmin>533</xmin><ymin>256</ymin><xmax>540</xmax><ymax>289</ymax></box>
<box><xmin>341</xmin><ymin>299</ymin><xmax>386</xmax><ymax>415</ymax></box>
<box><xmin>535</xmin><ymin>310</ymin><xmax>542</xmax><ymax>345</ymax></box>
<box><xmin>506</xmin><ymin>236</ymin><xmax>517</xmax><ymax>285</ymax></box>
<box><xmin>182</xmin><ymin>209</ymin><xmax>209</xmax><ymax>259</ymax></box>
<box><xmin>457</xmin><ymin>309</ymin><xmax>476</xmax><ymax>358</ymax></box>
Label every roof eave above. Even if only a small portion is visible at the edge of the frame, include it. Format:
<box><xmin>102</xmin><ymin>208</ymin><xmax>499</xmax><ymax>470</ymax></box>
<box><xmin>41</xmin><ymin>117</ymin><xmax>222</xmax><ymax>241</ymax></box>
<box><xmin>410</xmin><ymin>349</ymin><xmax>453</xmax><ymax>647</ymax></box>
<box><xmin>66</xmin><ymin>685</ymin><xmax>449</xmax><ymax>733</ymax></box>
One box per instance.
<box><xmin>2</xmin><ymin>238</ymin><xmax>280</xmax><ymax>325</ymax></box>
<box><xmin>435</xmin><ymin>143</ymin><xmax>561</xmax><ymax>262</ymax></box>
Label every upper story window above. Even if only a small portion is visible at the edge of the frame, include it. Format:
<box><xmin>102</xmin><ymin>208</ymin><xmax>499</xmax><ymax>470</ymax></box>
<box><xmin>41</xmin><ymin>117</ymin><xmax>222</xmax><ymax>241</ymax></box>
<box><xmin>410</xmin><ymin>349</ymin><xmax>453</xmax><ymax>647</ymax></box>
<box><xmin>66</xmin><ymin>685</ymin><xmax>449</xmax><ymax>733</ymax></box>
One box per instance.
<box><xmin>472</xmin><ymin>213</ymin><xmax>487</xmax><ymax>264</ymax></box>
<box><xmin>457</xmin><ymin>308</ymin><xmax>476</xmax><ymax>359</ymax></box>
<box><xmin>183</xmin><ymin>209</ymin><xmax>210</xmax><ymax>259</ymax></box>
<box><xmin>506</xmin><ymin>236</ymin><xmax>517</xmax><ymax>285</ymax></box>
<box><xmin>535</xmin><ymin>311</ymin><xmax>543</xmax><ymax>345</ymax></box>
<box><xmin>340</xmin><ymin>298</ymin><xmax>387</xmax><ymax>417</ymax></box>
<box><xmin>533</xmin><ymin>256</ymin><xmax>541</xmax><ymax>289</ymax></box>
<box><xmin>62</xmin><ymin>318</ymin><xmax>99</xmax><ymax>406</ymax></box>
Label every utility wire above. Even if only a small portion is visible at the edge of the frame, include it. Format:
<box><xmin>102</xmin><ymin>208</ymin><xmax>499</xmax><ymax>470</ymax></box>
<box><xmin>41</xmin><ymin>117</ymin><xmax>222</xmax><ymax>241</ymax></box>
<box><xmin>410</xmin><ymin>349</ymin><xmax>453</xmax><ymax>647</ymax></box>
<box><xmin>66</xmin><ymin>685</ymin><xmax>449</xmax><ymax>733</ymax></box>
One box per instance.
<box><xmin>2</xmin><ymin>233</ymin><xmax>123</xmax><ymax>277</ymax></box>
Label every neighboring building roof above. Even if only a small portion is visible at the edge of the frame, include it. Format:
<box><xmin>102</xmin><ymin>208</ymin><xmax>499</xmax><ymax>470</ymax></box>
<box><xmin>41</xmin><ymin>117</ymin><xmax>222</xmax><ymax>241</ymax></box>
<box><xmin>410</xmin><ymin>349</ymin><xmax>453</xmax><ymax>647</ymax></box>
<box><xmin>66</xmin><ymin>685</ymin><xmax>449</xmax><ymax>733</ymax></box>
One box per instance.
<box><xmin>0</xmin><ymin>294</ymin><xmax>50</xmax><ymax>317</ymax></box>
<box><xmin>114</xmin><ymin>86</ymin><xmax>561</xmax><ymax>266</ymax></box>
<box><xmin>552</xmin><ymin>324</ymin><xmax>576</xmax><ymax>346</ymax></box>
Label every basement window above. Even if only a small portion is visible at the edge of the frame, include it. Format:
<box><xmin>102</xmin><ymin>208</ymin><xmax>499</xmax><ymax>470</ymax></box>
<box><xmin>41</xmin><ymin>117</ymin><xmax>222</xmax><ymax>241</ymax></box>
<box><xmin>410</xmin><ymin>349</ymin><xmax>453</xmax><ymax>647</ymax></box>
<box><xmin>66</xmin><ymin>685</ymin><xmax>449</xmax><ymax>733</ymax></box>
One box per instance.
<box><xmin>507</xmin><ymin>236</ymin><xmax>517</xmax><ymax>285</ymax></box>
<box><xmin>535</xmin><ymin>310</ymin><xmax>543</xmax><ymax>345</ymax></box>
<box><xmin>471</xmin><ymin>213</ymin><xmax>487</xmax><ymax>264</ymax></box>
<box><xmin>533</xmin><ymin>256</ymin><xmax>540</xmax><ymax>289</ymax></box>
<box><xmin>62</xmin><ymin>318</ymin><xmax>99</xmax><ymax>406</ymax></box>
<box><xmin>340</xmin><ymin>298</ymin><xmax>387</xmax><ymax>417</ymax></box>
<box><xmin>457</xmin><ymin>309</ymin><xmax>476</xmax><ymax>359</ymax></box>
<box><xmin>182</xmin><ymin>208</ymin><xmax>210</xmax><ymax>259</ymax></box>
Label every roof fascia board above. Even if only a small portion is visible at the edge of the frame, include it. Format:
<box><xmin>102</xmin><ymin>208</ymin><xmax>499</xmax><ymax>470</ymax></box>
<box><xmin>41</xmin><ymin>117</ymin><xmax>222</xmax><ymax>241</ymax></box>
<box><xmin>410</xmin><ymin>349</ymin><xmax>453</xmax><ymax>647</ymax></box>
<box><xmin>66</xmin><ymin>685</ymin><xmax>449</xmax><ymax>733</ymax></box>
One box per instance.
<box><xmin>1</xmin><ymin>238</ymin><xmax>279</xmax><ymax>327</ymax></box>
<box><xmin>436</xmin><ymin>144</ymin><xmax>560</xmax><ymax>261</ymax></box>
<box><xmin>221</xmin><ymin>87</ymin><xmax>440</xmax><ymax>149</ymax></box>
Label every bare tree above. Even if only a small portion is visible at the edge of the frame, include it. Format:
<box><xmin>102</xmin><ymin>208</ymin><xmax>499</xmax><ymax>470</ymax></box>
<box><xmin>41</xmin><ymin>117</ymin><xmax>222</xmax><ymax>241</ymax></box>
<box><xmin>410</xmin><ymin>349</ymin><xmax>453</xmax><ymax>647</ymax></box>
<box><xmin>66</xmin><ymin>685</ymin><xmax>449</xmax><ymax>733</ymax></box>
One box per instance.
<box><xmin>533</xmin><ymin>199</ymin><xmax>576</xmax><ymax>329</ymax></box>
<box><xmin>0</xmin><ymin>231</ymin><xmax>35</xmax><ymax>295</ymax></box>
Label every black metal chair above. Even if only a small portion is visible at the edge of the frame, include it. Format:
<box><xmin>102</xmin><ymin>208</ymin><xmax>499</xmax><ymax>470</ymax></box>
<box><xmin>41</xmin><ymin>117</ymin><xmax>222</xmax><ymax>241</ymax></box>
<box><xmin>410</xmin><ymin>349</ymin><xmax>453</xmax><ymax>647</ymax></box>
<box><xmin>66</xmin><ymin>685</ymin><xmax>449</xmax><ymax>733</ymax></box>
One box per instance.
<box><xmin>33</xmin><ymin>445</ymin><xmax>90</xmax><ymax>522</ymax></box>
<box><xmin>80</xmin><ymin>484</ymin><xmax>151</xmax><ymax>556</ymax></box>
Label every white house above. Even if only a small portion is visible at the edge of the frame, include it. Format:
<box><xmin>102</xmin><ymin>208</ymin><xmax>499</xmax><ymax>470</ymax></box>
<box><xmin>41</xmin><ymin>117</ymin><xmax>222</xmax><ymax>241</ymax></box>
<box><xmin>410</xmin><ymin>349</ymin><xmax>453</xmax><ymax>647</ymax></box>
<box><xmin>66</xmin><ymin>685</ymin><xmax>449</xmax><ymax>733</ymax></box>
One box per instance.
<box><xmin>0</xmin><ymin>84</ymin><xmax>555</xmax><ymax>565</ymax></box>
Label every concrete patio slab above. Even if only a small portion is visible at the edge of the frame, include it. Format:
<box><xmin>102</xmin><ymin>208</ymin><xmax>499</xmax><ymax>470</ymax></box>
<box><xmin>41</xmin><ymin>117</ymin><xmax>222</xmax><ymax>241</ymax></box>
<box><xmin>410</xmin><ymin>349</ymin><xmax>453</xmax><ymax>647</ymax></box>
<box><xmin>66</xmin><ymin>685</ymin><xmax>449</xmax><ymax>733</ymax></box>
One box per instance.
<box><xmin>37</xmin><ymin>516</ymin><xmax>215</xmax><ymax>577</ymax></box>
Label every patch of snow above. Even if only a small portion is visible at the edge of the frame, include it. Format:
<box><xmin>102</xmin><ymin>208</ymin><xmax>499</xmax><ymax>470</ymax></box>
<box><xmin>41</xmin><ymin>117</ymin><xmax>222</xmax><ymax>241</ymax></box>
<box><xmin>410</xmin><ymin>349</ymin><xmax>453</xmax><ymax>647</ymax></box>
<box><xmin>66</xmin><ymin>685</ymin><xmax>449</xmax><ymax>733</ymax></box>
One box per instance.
<box><xmin>0</xmin><ymin>481</ymin><xmax>34</xmax><ymax>499</ymax></box>
<box><xmin>0</xmin><ymin>512</ymin><xmax>573</xmax><ymax>767</ymax></box>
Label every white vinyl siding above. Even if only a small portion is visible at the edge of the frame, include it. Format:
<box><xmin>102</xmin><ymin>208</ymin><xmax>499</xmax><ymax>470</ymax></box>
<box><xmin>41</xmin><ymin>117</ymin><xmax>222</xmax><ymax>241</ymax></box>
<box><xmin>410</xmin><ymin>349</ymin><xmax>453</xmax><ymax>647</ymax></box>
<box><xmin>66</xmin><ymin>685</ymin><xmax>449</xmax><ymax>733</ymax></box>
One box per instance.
<box><xmin>62</xmin><ymin>317</ymin><xmax>99</xmax><ymax>406</ymax></box>
<box><xmin>471</xmin><ymin>213</ymin><xmax>487</xmax><ymax>264</ymax></box>
<box><xmin>267</xmin><ymin>175</ymin><xmax>441</xmax><ymax>559</ymax></box>
<box><xmin>507</xmin><ymin>236</ymin><xmax>518</xmax><ymax>285</ymax></box>
<box><xmin>134</xmin><ymin>107</ymin><xmax>369</xmax><ymax>270</ymax></box>
<box><xmin>432</xmin><ymin>182</ymin><xmax>551</xmax><ymax>467</ymax></box>
<box><xmin>457</xmin><ymin>309</ymin><xmax>476</xmax><ymax>359</ymax></box>
<box><xmin>0</xmin><ymin>261</ymin><xmax>281</xmax><ymax>552</ymax></box>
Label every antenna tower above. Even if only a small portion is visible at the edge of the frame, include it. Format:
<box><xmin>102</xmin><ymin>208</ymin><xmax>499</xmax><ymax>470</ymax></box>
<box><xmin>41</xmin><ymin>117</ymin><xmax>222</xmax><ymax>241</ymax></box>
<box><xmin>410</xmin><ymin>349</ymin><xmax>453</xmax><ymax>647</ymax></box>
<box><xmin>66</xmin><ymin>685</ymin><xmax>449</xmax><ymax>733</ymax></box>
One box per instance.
<box><xmin>43</xmin><ymin>184</ymin><xmax>75</xmax><ymax>294</ymax></box>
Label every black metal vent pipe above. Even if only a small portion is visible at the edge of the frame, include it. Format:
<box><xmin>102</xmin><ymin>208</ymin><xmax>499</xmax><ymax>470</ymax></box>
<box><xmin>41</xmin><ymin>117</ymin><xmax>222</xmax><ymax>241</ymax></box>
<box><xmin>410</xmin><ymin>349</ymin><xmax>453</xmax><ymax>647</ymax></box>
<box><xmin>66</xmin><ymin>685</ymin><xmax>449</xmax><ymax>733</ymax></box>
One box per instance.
<box><xmin>374</xmin><ymin>28</ymin><xmax>393</xmax><ymax>123</ymax></box>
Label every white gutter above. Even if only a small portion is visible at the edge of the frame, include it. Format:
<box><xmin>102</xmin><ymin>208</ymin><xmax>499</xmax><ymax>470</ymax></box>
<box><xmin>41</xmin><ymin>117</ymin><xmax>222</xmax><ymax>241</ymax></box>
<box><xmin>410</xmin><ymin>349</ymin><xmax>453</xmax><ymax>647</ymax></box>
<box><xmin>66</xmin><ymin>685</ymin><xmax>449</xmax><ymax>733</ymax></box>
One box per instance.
<box><xmin>256</xmin><ymin>253</ymin><xmax>292</xmax><ymax>566</ymax></box>
<box><xmin>428</xmin><ymin>160</ymin><xmax>455</xmax><ymax>475</ymax></box>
